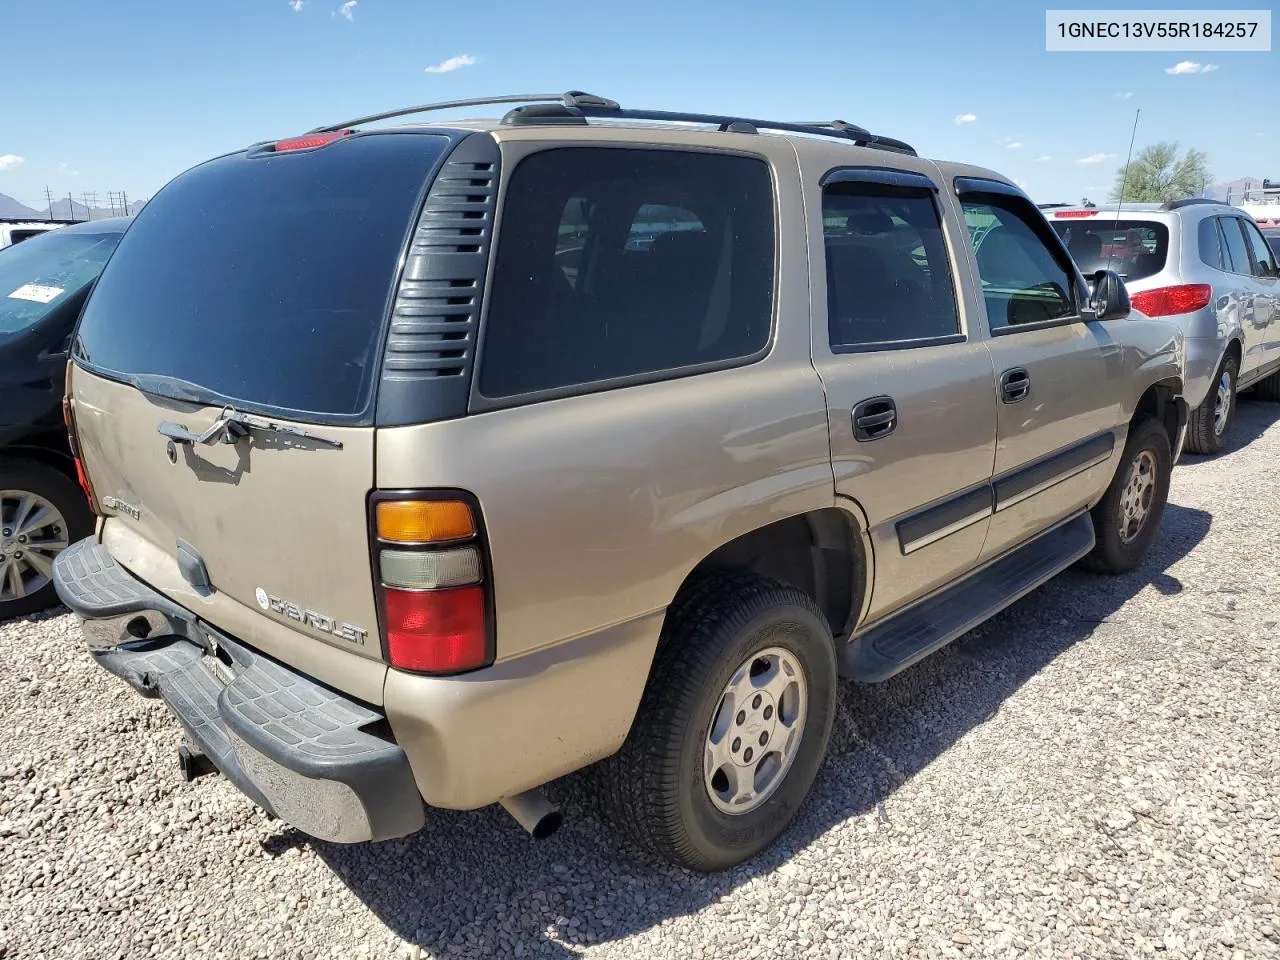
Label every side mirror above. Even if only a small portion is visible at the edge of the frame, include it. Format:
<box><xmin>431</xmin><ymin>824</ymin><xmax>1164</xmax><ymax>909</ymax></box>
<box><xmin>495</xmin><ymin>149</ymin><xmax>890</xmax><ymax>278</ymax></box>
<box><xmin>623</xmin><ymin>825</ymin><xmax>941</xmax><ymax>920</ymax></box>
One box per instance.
<box><xmin>1088</xmin><ymin>269</ymin><xmax>1131</xmax><ymax>321</ymax></box>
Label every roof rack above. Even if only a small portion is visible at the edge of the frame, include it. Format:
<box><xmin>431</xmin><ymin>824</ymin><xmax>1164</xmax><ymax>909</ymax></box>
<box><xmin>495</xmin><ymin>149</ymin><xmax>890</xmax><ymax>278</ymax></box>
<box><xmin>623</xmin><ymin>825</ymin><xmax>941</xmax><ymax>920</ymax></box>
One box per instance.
<box><xmin>1160</xmin><ymin>197</ymin><xmax>1229</xmax><ymax>211</ymax></box>
<box><xmin>311</xmin><ymin>91</ymin><xmax>916</xmax><ymax>156</ymax></box>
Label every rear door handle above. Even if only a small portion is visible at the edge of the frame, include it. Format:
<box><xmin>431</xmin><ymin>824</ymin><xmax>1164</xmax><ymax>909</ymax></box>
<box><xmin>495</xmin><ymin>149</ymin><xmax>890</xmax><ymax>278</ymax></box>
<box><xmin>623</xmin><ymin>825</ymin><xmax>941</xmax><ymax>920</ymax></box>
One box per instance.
<box><xmin>999</xmin><ymin>368</ymin><xmax>1031</xmax><ymax>404</ymax></box>
<box><xmin>852</xmin><ymin>396</ymin><xmax>897</xmax><ymax>441</ymax></box>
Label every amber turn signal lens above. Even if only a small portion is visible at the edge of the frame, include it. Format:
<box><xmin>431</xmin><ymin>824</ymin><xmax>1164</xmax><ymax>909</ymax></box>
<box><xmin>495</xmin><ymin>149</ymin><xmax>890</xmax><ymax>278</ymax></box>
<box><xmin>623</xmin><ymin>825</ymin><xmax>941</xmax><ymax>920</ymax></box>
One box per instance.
<box><xmin>376</xmin><ymin>500</ymin><xmax>475</xmax><ymax>543</ymax></box>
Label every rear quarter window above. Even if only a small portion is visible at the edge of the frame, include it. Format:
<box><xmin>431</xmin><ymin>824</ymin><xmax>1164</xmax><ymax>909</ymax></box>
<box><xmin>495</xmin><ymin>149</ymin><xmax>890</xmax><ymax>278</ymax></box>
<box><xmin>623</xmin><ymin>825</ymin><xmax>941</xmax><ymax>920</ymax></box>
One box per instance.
<box><xmin>477</xmin><ymin>148</ymin><xmax>775</xmax><ymax>400</ymax></box>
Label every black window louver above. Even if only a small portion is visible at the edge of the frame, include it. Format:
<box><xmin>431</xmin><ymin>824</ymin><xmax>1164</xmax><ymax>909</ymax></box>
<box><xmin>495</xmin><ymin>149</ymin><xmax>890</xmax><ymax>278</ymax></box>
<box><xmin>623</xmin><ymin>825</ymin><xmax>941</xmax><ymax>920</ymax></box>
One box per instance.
<box><xmin>376</xmin><ymin>132</ymin><xmax>500</xmax><ymax>425</ymax></box>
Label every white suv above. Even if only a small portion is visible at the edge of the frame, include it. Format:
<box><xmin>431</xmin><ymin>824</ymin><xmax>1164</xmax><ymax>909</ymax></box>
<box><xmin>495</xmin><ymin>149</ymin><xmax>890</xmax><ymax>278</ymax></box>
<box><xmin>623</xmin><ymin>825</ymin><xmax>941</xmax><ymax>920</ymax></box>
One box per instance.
<box><xmin>1046</xmin><ymin>200</ymin><xmax>1280</xmax><ymax>454</ymax></box>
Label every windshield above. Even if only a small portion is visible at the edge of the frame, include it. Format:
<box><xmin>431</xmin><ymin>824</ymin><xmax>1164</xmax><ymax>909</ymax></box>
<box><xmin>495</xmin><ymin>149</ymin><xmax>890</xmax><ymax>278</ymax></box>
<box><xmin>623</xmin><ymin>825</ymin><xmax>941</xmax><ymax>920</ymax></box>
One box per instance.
<box><xmin>1049</xmin><ymin>218</ymin><xmax>1169</xmax><ymax>282</ymax></box>
<box><xmin>0</xmin><ymin>229</ymin><xmax>122</xmax><ymax>337</ymax></box>
<box><xmin>74</xmin><ymin>132</ymin><xmax>449</xmax><ymax>424</ymax></box>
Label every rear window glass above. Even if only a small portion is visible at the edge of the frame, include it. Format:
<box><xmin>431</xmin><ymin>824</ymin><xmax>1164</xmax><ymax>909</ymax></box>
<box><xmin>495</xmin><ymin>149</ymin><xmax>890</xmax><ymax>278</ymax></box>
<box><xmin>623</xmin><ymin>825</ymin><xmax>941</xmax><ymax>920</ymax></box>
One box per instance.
<box><xmin>74</xmin><ymin>133</ymin><xmax>448</xmax><ymax>422</ymax></box>
<box><xmin>1049</xmin><ymin>218</ymin><xmax>1168</xmax><ymax>281</ymax></box>
<box><xmin>823</xmin><ymin>183</ymin><xmax>959</xmax><ymax>347</ymax></box>
<box><xmin>0</xmin><ymin>229</ymin><xmax>122</xmax><ymax>337</ymax></box>
<box><xmin>478</xmin><ymin>148</ymin><xmax>774</xmax><ymax>399</ymax></box>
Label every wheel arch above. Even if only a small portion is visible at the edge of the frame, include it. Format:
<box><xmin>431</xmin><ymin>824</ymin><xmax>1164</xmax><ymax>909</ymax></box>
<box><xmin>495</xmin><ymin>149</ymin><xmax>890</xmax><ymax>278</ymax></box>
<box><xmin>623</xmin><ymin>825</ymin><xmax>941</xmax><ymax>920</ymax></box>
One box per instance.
<box><xmin>1132</xmin><ymin>376</ymin><xmax>1185</xmax><ymax>446</ymax></box>
<box><xmin>673</xmin><ymin>506</ymin><xmax>869</xmax><ymax>642</ymax></box>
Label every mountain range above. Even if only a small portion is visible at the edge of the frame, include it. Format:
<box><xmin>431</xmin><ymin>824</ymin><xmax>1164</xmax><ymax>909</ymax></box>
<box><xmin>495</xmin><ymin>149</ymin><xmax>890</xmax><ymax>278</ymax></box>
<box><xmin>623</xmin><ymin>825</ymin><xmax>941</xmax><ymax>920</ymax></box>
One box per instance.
<box><xmin>0</xmin><ymin>192</ymin><xmax>140</xmax><ymax>221</ymax></box>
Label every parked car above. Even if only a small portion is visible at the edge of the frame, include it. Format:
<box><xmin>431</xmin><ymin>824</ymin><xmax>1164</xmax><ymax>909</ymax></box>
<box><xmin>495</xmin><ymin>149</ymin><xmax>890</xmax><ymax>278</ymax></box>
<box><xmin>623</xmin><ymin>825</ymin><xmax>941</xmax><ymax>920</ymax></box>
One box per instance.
<box><xmin>53</xmin><ymin>94</ymin><xmax>1185</xmax><ymax>871</ymax></box>
<box><xmin>1</xmin><ymin>218</ymin><xmax>129</xmax><ymax>617</ymax></box>
<box><xmin>0</xmin><ymin>219</ymin><xmax>77</xmax><ymax>249</ymax></box>
<box><xmin>1047</xmin><ymin>200</ymin><xmax>1280</xmax><ymax>453</ymax></box>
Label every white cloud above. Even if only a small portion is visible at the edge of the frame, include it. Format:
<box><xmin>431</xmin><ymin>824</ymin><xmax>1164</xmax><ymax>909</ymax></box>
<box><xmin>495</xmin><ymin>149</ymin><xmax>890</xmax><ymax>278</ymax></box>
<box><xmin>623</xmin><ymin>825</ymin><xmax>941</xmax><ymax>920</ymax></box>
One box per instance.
<box><xmin>288</xmin><ymin>0</ymin><xmax>304</xmax><ymax>10</ymax></box>
<box><xmin>0</xmin><ymin>154</ymin><xmax>24</xmax><ymax>171</ymax></box>
<box><xmin>953</xmin><ymin>112</ymin><xmax>977</xmax><ymax>125</ymax></box>
<box><xmin>338</xmin><ymin>0</ymin><xmax>356</xmax><ymax>20</ymax></box>
<box><xmin>1033</xmin><ymin>155</ymin><xmax>1052</xmax><ymax>163</ymax></box>
<box><xmin>1005</xmin><ymin>141</ymin><xmax>1023</xmax><ymax>149</ymax></box>
<box><xmin>1115</xmin><ymin>91</ymin><xmax>1134</xmax><ymax>99</ymax></box>
<box><xmin>1076</xmin><ymin>152</ymin><xmax>1116</xmax><ymax>165</ymax></box>
<box><xmin>57</xmin><ymin>161</ymin><xmax>80</xmax><ymax>177</ymax></box>
<box><xmin>425</xmin><ymin>53</ymin><xmax>477</xmax><ymax>74</ymax></box>
<box><xmin>1165</xmin><ymin>60</ymin><xmax>1217</xmax><ymax>75</ymax></box>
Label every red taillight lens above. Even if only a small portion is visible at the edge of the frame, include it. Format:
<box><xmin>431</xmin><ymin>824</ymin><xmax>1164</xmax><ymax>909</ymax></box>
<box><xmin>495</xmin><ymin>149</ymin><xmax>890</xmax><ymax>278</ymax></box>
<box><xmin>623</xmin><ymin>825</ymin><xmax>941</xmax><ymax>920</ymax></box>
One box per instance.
<box><xmin>1054</xmin><ymin>210</ymin><xmax>1098</xmax><ymax>218</ymax></box>
<box><xmin>1130</xmin><ymin>284</ymin><xmax>1213</xmax><ymax>318</ymax></box>
<box><xmin>383</xmin><ymin>586</ymin><xmax>487</xmax><ymax>674</ymax></box>
<box><xmin>272</xmin><ymin>130</ymin><xmax>351</xmax><ymax>152</ymax></box>
<box><xmin>62</xmin><ymin>394</ymin><xmax>97</xmax><ymax>511</ymax></box>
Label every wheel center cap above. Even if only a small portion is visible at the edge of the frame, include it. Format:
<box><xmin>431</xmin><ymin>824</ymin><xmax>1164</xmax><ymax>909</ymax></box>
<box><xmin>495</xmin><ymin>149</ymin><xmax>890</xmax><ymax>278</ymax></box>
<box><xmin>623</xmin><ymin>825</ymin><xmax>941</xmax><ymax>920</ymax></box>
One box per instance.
<box><xmin>0</xmin><ymin>537</ymin><xmax>15</xmax><ymax>554</ymax></box>
<box><xmin>732</xmin><ymin>690</ymin><xmax>778</xmax><ymax>767</ymax></box>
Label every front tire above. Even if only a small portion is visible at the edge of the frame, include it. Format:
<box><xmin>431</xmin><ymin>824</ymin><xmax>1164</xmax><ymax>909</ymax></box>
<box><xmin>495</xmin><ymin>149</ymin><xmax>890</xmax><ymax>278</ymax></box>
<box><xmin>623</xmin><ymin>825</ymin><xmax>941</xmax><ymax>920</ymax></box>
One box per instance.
<box><xmin>1185</xmin><ymin>354</ymin><xmax>1238</xmax><ymax>455</ymax></box>
<box><xmin>1080</xmin><ymin>418</ymin><xmax>1171</xmax><ymax>574</ymax></box>
<box><xmin>599</xmin><ymin>571</ymin><xmax>837</xmax><ymax>872</ymax></box>
<box><xmin>0</xmin><ymin>459</ymin><xmax>93</xmax><ymax>619</ymax></box>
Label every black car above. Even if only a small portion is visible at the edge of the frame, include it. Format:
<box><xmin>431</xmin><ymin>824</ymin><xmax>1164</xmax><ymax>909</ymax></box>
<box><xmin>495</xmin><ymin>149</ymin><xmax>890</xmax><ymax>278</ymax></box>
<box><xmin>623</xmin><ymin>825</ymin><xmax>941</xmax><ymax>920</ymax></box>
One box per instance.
<box><xmin>1</xmin><ymin>218</ymin><xmax>129</xmax><ymax>617</ymax></box>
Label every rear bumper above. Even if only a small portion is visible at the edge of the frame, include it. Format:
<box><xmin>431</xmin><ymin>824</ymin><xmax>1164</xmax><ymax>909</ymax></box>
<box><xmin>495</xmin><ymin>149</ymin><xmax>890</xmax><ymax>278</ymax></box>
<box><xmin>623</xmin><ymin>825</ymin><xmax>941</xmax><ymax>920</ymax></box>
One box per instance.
<box><xmin>53</xmin><ymin>538</ymin><xmax>425</xmax><ymax>843</ymax></box>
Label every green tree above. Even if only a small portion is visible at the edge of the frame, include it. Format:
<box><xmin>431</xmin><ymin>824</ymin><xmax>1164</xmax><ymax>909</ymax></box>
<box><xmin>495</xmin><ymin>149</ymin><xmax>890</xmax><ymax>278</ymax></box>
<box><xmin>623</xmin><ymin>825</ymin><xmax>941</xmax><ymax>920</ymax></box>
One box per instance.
<box><xmin>1111</xmin><ymin>142</ymin><xmax>1211</xmax><ymax>203</ymax></box>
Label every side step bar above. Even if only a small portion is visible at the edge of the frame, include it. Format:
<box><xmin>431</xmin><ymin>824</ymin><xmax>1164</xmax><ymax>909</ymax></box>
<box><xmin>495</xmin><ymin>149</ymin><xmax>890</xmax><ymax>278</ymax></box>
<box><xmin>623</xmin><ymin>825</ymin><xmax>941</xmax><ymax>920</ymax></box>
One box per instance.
<box><xmin>841</xmin><ymin>512</ymin><xmax>1095</xmax><ymax>682</ymax></box>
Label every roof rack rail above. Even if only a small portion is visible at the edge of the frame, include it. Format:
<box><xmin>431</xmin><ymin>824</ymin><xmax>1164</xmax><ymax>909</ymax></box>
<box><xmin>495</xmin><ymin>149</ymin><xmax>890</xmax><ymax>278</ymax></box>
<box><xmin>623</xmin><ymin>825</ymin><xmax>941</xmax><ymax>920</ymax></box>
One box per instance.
<box><xmin>309</xmin><ymin>92</ymin><xmax>620</xmax><ymax>133</ymax></box>
<box><xmin>502</xmin><ymin>101</ymin><xmax>916</xmax><ymax>155</ymax></box>
<box><xmin>310</xmin><ymin>90</ymin><xmax>917</xmax><ymax>156</ymax></box>
<box><xmin>1160</xmin><ymin>197</ymin><xmax>1228</xmax><ymax>211</ymax></box>
<box><xmin>1036</xmin><ymin>202</ymin><xmax>1092</xmax><ymax>210</ymax></box>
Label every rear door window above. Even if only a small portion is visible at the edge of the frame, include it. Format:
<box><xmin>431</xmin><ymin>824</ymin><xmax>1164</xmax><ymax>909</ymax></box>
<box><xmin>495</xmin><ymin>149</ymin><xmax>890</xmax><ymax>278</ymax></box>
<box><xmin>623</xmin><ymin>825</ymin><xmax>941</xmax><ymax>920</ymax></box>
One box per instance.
<box><xmin>74</xmin><ymin>133</ymin><xmax>449</xmax><ymax>423</ymax></box>
<box><xmin>822</xmin><ymin>181</ymin><xmax>959</xmax><ymax>348</ymax></box>
<box><xmin>478</xmin><ymin>148</ymin><xmax>775</xmax><ymax>399</ymax></box>
<box><xmin>961</xmin><ymin>195</ymin><xmax>1075</xmax><ymax>329</ymax></box>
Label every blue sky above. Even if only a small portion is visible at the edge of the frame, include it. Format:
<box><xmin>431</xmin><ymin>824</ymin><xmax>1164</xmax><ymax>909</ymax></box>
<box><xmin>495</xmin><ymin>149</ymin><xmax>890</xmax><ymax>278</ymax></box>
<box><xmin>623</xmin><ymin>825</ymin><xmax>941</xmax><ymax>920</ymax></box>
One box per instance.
<box><xmin>2</xmin><ymin>0</ymin><xmax>1275</xmax><ymax>208</ymax></box>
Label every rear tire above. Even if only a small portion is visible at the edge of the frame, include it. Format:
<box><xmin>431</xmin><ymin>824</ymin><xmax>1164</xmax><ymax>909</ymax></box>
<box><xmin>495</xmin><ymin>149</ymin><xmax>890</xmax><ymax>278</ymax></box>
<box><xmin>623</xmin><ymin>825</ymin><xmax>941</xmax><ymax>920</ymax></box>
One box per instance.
<box><xmin>598</xmin><ymin>570</ymin><xmax>837</xmax><ymax>872</ymax></box>
<box><xmin>1079</xmin><ymin>418</ymin><xmax>1171</xmax><ymax>575</ymax></box>
<box><xmin>0</xmin><ymin>458</ymin><xmax>93</xmax><ymax>620</ymax></box>
<box><xmin>1184</xmin><ymin>354</ymin><xmax>1238</xmax><ymax>455</ymax></box>
<box><xmin>1253</xmin><ymin>369</ymin><xmax>1280</xmax><ymax>402</ymax></box>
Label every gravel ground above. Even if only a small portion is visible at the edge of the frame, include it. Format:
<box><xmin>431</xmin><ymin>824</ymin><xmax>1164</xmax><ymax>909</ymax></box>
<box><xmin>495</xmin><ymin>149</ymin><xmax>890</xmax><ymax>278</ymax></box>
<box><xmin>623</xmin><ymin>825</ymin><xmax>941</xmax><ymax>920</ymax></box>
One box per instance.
<box><xmin>2</xmin><ymin>400</ymin><xmax>1279</xmax><ymax>960</ymax></box>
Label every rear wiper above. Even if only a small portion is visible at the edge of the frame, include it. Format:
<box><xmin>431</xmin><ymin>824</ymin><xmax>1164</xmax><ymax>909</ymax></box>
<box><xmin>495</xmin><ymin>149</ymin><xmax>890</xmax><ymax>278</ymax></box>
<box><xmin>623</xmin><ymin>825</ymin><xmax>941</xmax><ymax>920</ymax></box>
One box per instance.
<box><xmin>158</xmin><ymin>407</ymin><xmax>343</xmax><ymax>449</ymax></box>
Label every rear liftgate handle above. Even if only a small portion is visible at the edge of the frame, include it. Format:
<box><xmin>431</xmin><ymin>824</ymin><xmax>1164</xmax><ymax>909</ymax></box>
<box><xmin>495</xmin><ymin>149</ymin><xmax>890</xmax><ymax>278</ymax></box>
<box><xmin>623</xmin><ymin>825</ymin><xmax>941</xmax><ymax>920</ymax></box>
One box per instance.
<box><xmin>852</xmin><ymin>396</ymin><xmax>897</xmax><ymax>442</ymax></box>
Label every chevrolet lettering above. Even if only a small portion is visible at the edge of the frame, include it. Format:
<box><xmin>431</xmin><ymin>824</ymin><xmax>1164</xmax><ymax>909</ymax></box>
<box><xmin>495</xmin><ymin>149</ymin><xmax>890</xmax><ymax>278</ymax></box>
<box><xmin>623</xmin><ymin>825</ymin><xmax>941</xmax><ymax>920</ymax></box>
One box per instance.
<box><xmin>255</xmin><ymin>586</ymin><xmax>367</xmax><ymax>646</ymax></box>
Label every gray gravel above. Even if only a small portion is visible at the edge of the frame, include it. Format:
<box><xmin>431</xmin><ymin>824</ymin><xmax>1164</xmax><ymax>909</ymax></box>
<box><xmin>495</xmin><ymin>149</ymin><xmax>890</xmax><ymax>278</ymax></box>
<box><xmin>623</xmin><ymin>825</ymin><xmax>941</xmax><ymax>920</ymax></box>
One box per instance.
<box><xmin>3</xmin><ymin>400</ymin><xmax>1279</xmax><ymax>959</ymax></box>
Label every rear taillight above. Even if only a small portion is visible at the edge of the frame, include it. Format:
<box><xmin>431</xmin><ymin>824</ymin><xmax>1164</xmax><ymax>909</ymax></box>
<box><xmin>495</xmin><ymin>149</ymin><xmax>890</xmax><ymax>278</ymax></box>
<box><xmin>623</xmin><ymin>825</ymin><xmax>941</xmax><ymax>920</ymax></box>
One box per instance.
<box><xmin>62</xmin><ymin>387</ymin><xmax>98</xmax><ymax>513</ymax></box>
<box><xmin>1130</xmin><ymin>284</ymin><xmax>1213</xmax><ymax>318</ymax></box>
<box><xmin>370</xmin><ymin>494</ymin><xmax>491</xmax><ymax>674</ymax></box>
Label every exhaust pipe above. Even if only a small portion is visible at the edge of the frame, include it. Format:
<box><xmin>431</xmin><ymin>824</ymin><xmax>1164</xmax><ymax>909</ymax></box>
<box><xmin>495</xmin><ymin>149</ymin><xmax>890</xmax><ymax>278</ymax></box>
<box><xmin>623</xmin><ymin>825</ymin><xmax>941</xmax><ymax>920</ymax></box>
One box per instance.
<box><xmin>499</xmin><ymin>789</ymin><xmax>562</xmax><ymax>839</ymax></box>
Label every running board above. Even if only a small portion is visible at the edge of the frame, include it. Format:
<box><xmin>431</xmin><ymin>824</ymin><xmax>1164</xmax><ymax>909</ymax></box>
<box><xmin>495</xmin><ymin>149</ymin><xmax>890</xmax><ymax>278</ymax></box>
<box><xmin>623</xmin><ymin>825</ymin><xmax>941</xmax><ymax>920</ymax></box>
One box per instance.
<box><xmin>840</xmin><ymin>512</ymin><xmax>1095</xmax><ymax>682</ymax></box>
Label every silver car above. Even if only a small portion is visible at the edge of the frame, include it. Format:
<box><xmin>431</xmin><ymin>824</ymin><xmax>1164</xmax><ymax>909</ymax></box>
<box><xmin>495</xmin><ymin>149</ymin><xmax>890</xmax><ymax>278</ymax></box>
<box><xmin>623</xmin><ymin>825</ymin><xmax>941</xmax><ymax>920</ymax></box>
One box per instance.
<box><xmin>1047</xmin><ymin>200</ymin><xmax>1280</xmax><ymax>453</ymax></box>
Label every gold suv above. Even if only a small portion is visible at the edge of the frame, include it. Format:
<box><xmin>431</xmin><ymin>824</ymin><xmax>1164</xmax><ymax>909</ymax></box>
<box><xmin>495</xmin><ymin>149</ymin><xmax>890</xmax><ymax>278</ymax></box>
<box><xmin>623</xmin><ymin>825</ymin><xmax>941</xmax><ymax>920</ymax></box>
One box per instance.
<box><xmin>54</xmin><ymin>92</ymin><xmax>1186</xmax><ymax>870</ymax></box>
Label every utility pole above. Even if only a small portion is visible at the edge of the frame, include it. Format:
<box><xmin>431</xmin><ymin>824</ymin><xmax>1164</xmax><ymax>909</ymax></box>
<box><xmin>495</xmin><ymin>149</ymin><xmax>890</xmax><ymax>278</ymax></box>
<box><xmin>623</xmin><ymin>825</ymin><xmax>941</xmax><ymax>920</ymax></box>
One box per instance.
<box><xmin>67</xmin><ymin>193</ymin><xmax>74</xmax><ymax>221</ymax></box>
<box><xmin>122</xmin><ymin>190</ymin><xmax>129</xmax><ymax>217</ymax></box>
<box><xmin>44</xmin><ymin>186</ymin><xmax>54</xmax><ymax>220</ymax></box>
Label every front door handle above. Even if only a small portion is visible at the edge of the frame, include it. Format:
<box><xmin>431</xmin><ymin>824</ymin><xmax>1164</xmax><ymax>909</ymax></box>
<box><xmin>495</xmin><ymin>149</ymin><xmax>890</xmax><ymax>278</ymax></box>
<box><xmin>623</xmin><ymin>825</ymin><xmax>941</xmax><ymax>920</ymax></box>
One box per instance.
<box><xmin>853</xmin><ymin>396</ymin><xmax>897</xmax><ymax>441</ymax></box>
<box><xmin>999</xmin><ymin>368</ymin><xmax>1031</xmax><ymax>404</ymax></box>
